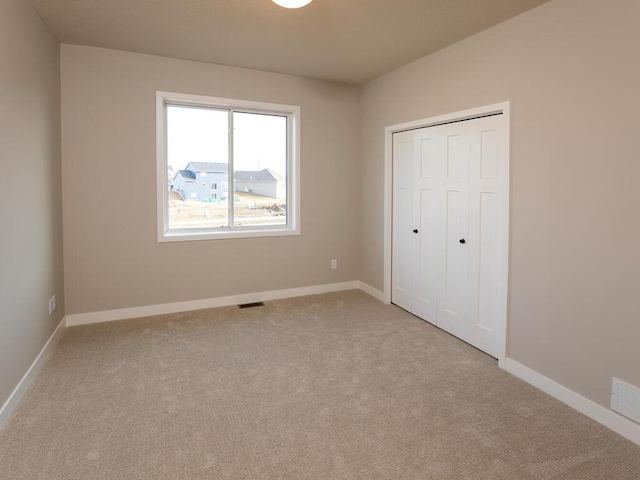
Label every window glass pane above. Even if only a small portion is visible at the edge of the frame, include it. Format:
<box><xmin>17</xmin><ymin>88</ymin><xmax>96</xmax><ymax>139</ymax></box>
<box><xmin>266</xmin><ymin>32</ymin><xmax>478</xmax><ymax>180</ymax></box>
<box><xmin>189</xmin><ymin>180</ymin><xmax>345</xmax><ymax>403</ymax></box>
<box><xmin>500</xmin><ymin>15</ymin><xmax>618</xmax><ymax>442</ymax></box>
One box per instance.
<box><xmin>167</xmin><ymin>105</ymin><xmax>229</xmax><ymax>230</ymax></box>
<box><xmin>232</xmin><ymin>112</ymin><xmax>287</xmax><ymax>227</ymax></box>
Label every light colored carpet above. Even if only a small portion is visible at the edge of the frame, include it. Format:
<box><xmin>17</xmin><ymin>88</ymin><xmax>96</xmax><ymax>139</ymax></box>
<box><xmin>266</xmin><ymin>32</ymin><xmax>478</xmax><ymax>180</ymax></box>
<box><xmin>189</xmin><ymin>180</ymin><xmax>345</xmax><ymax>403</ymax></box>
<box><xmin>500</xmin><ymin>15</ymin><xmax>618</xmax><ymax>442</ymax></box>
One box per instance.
<box><xmin>1</xmin><ymin>290</ymin><xmax>639</xmax><ymax>479</ymax></box>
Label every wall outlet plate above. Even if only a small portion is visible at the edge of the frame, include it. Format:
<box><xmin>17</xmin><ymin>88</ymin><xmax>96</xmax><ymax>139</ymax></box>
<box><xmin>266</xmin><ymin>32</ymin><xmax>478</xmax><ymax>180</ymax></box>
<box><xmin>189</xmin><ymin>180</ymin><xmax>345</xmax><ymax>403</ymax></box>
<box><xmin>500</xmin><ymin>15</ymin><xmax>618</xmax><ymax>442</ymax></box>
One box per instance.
<box><xmin>331</xmin><ymin>259</ymin><xmax>338</xmax><ymax>269</ymax></box>
<box><xmin>48</xmin><ymin>295</ymin><xmax>56</xmax><ymax>316</ymax></box>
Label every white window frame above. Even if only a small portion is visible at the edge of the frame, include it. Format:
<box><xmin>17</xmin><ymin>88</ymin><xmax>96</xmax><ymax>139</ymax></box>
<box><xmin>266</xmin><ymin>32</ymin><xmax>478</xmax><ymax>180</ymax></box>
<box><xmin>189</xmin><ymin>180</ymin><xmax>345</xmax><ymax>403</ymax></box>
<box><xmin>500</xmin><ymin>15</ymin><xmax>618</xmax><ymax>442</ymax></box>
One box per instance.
<box><xmin>156</xmin><ymin>91</ymin><xmax>301</xmax><ymax>242</ymax></box>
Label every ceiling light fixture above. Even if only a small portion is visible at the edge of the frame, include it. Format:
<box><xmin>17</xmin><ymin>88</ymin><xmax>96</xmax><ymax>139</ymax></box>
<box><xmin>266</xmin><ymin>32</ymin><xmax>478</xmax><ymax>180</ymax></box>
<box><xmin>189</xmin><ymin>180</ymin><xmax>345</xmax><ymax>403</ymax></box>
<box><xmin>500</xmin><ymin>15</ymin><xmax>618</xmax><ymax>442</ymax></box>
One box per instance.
<box><xmin>272</xmin><ymin>0</ymin><xmax>313</xmax><ymax>9</ymax></box>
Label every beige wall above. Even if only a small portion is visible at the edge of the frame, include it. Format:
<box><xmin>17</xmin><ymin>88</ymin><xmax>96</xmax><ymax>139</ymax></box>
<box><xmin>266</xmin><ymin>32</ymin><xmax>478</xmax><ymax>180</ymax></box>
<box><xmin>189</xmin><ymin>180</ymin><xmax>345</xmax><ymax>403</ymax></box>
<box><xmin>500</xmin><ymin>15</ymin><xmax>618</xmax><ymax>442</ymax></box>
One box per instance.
<box><xmin>61</xmin><ymin>45</ymin><xmax>360</xmax><ymax>314</ymax></box>
<box><xmin>0</xmin><ymin>0</ymin><xmax>64</xmax><ymax>406</ymax></box>
<box><xmin>360</xmin><ymin>0</ymin><xmax>640</xmax><ymax>409</ymax></box>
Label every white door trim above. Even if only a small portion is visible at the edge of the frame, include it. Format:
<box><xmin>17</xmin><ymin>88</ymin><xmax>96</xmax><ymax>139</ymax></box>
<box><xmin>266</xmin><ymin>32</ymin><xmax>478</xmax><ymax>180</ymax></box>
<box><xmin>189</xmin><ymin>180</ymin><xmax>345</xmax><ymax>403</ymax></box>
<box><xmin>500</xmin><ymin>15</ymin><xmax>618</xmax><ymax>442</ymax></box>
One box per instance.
<box><xmin>383</xmin><ymin>102</ymin><xmax>511</xmax><ymax>367</ymax></box>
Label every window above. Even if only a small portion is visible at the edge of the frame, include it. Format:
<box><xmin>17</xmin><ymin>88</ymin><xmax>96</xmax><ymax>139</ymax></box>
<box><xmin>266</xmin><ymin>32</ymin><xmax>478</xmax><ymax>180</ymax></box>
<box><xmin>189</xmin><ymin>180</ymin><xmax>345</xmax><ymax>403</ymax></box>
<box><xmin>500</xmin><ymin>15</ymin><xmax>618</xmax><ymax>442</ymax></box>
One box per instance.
<box><xmin>157</xmin><ymin>92</ymin><xmax>300</xmax><ymax>241</ymax></box>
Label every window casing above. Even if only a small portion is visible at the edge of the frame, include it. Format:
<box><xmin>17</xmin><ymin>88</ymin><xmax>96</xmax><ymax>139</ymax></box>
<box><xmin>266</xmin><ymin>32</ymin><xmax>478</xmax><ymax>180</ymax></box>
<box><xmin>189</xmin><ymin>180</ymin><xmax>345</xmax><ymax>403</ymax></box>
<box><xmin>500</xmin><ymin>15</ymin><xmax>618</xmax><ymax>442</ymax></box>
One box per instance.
<box><xmin>157</xmin><ymin>92</ymin><xmax>300</xmax><ymax>242</ymax></box>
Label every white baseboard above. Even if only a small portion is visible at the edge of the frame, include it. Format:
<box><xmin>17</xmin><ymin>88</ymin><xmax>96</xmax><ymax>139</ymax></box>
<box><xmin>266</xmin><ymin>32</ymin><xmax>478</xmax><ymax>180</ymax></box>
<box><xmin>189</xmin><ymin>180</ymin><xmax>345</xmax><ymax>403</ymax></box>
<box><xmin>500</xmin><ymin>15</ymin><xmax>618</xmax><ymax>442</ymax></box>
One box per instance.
<box><xmin>504</xmin><ymin>358</ymin><xmax>640</xmax><ymax>446</ymax></box>
<box><xmin>66</xmin><ymin>281</ymin><xmax>362</xmax><ymax>326</ymax></box>
<box><xmin>0</xmin><ymin>316</ymin><xmax>67</xmax><ymax>430</ymax></box>
<box><xmin>358</xmin><ymin>281</ymin><xmax>387</xmax><ymax>303</ymax></box>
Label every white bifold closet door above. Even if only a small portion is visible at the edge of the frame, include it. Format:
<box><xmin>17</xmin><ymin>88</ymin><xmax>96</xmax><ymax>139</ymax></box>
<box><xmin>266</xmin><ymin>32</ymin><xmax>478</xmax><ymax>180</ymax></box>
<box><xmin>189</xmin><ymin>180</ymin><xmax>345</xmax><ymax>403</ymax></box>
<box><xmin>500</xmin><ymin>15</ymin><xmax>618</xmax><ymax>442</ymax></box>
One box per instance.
<box><xmin>392</xmin><ymin>114</ymin><xmax>505</xmax><ymax>358</ymax></box>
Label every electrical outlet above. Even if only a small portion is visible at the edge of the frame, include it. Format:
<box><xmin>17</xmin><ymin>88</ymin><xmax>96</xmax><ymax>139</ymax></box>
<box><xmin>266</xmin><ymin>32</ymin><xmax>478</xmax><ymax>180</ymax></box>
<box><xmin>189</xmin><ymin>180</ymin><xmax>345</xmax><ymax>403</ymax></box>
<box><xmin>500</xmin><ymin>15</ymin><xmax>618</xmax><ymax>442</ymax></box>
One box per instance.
<box><xmin>48</xmin><ymin>295</ymin><xmax>56</xmax><ymax>316</ymax></box>
<box><xmin>331</xmin><ymin>259</ymin><xmax>338</xmax><ymax>269</ymax></box>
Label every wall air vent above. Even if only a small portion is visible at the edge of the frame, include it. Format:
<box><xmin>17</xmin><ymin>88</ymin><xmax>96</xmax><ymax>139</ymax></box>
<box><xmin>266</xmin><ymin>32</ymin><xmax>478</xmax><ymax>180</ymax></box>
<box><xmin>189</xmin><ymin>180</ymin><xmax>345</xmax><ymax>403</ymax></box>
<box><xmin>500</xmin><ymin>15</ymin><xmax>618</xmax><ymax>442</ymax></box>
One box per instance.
<box><xmin>611</xmin><ymin>377</ymin><xmax>640</xmax><ymax>424</ymax></box>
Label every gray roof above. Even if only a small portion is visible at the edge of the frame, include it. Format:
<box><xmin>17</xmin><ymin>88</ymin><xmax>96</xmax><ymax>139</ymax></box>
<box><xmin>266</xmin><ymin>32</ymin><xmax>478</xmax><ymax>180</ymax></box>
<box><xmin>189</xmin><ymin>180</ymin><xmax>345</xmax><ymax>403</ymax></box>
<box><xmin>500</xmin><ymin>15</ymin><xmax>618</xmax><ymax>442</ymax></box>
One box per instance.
<box><xmin>234</xmin><ymin>169</ymin><xmax>278</xmax><ymax>182</ymax></box>
<box><xmin>187</xmin><ymin>162</ymin><xmax>229</xmax><ymax>173</ymax></box>
<box><xmin>177</xmin><ymin>164</ymin><xmax>280</xmax><ymax>182</ymax></box>
<box><xmin>175</xmin><ymin>169</ymin><xmax>196</xmax><ymax>181</ymax></box>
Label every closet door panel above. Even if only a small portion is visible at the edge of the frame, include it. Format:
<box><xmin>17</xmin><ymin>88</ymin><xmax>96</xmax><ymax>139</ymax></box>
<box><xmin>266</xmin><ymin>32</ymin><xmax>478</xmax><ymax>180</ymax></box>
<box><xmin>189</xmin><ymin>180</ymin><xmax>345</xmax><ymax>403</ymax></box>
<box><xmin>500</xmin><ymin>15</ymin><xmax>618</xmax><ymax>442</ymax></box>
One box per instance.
<box><xmin>467</xmin><ymin>119</ymin><xmax>503</xmax><ymax>357</ymax></box>
<box><xmin>437</xmin><ymin>129</ymin><xmax>470</xmax><ymax>339</ymax></box>
<box><xmin>391</xmin><ymin>131</ymin><xmax>414</xmax><ymax>311</ymax></box>
<box><xmin>412</xmin><ymin>131</ymin><xmax>439</xmax><ymax>323</ymax></box>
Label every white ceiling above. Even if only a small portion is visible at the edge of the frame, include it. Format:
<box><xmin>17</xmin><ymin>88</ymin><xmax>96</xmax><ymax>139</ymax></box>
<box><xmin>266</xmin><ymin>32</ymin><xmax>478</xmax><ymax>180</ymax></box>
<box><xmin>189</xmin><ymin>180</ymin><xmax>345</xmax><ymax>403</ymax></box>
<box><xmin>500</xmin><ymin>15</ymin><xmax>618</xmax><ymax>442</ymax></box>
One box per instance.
<box><xmin>29</xmin><ymin>0</ymin><xmax>550</xmax><ymax>84</ymax></box>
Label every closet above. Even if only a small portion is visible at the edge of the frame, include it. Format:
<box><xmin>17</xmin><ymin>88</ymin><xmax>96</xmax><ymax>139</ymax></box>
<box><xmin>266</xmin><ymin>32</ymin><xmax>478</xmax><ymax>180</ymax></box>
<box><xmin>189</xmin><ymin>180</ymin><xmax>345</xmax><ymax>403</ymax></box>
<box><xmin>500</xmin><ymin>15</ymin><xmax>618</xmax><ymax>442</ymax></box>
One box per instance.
<box><xmin>391</xmin><ymin>113</ymin><xmax>507</xmax><ymax>358</ymax></box>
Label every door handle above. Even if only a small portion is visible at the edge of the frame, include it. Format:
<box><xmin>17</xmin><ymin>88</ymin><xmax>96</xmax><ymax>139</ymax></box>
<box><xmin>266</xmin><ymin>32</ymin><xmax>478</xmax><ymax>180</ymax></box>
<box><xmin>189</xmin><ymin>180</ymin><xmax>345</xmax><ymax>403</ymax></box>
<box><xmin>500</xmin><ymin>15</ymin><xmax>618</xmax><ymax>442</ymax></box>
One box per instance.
<box><xmin>459</xmin><ymin>239</ymin><xmax>466</xmax><ymax>244</ymax></box>
<box><xmin>413</xmin><ymin>229</ymin><xmax>419</xmax><ymax>234</ymax></box>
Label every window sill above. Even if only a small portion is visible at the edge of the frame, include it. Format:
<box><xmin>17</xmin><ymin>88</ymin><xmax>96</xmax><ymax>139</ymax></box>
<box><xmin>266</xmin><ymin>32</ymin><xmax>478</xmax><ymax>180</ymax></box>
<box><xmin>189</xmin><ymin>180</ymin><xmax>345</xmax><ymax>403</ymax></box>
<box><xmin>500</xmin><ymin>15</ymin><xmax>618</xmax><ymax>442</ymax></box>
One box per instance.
<box><xmin>158</xmin><ymin>226</ymin><xmax>301</xmax><ymax>243</ymax></box>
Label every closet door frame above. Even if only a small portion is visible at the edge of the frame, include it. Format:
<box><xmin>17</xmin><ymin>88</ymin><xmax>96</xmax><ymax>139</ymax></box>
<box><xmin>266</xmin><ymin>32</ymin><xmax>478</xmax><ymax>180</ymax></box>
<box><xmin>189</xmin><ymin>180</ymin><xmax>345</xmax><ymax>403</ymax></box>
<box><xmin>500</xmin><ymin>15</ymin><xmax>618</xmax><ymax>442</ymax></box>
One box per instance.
<box><xmin>383</xmin><ymin>102</ymin><xmax>510</xmax><ymax>369</ymax></box>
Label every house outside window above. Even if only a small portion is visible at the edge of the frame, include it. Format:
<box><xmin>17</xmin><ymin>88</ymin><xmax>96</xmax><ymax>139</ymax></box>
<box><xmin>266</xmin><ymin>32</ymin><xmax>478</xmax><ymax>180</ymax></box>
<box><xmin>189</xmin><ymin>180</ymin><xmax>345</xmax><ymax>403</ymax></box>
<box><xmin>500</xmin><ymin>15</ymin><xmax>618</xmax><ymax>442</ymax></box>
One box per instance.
<box><xmin>157</xmin><ymin>92</ymin><xmax>300</xmax><ymax>242</ymax></box>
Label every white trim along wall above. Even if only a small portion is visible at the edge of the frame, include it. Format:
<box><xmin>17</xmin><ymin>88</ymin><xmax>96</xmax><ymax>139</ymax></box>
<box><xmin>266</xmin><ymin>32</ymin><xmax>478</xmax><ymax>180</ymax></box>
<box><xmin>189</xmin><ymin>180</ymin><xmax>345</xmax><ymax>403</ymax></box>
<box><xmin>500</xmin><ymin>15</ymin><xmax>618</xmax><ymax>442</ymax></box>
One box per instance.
<box><xmin>0</xmin><ymin>317</ymin><xmax>67</xmax><ymax>430</ymax></box>
<box><xmin>66</xmin><ymin>281</ymin><xmax>365</xmax><ymax>326</ymax></box>
<box><xmin>505</xmin><ymin>359</ymin><xmax>640</xmax><ymax>446</ymax></box>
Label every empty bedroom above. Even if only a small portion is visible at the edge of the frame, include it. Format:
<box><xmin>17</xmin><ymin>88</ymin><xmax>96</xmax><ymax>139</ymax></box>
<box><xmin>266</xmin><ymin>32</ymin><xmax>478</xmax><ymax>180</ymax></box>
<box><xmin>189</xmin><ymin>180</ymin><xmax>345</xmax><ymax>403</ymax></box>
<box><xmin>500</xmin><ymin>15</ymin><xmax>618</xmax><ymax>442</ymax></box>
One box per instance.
<box><xmin>1</xmin><ymin>0</ymin><xmax>639</xmax><ymax>478</ymax></box>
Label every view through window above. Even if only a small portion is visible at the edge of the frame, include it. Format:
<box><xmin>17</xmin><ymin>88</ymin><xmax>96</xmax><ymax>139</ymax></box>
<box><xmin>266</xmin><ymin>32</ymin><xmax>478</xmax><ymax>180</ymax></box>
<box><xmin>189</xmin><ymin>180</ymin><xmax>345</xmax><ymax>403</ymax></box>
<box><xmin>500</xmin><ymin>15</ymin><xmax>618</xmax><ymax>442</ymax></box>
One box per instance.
<box><xmin>164</xmin><ymin>100</ymin><xmax>291</xmax><ymax>236</ymax></box>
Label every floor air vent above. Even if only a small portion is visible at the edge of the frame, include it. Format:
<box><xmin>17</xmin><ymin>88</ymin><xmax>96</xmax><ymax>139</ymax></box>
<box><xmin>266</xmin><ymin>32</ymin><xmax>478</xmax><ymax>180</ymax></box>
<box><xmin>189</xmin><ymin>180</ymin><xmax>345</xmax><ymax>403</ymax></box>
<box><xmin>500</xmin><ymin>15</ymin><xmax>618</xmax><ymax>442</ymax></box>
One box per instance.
<box><xmin>238</xmin><ymin>302</ymin><xmax>265</xmax><ymax>309</ymax></box>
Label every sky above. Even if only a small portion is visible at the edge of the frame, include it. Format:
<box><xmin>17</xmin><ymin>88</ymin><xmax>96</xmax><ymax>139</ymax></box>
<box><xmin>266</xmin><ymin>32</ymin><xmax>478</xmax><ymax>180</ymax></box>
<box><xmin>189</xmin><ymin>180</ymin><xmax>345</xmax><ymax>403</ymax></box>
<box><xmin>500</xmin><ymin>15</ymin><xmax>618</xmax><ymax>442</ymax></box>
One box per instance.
<box><xmin>166</xmin><ymin>105</ymin><xmax>287</xmax><ymax>177</ymax></box>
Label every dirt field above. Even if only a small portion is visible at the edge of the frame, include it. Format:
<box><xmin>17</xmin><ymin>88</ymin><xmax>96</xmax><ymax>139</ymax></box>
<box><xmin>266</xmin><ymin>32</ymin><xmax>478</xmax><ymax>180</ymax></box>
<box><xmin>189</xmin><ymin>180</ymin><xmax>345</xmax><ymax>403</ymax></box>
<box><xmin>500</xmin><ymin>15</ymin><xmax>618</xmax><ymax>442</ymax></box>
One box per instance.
<box><xmin>168</xmin><ymin>191</ymin><xmax>286</xmax><ymax>229</ymax></box>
